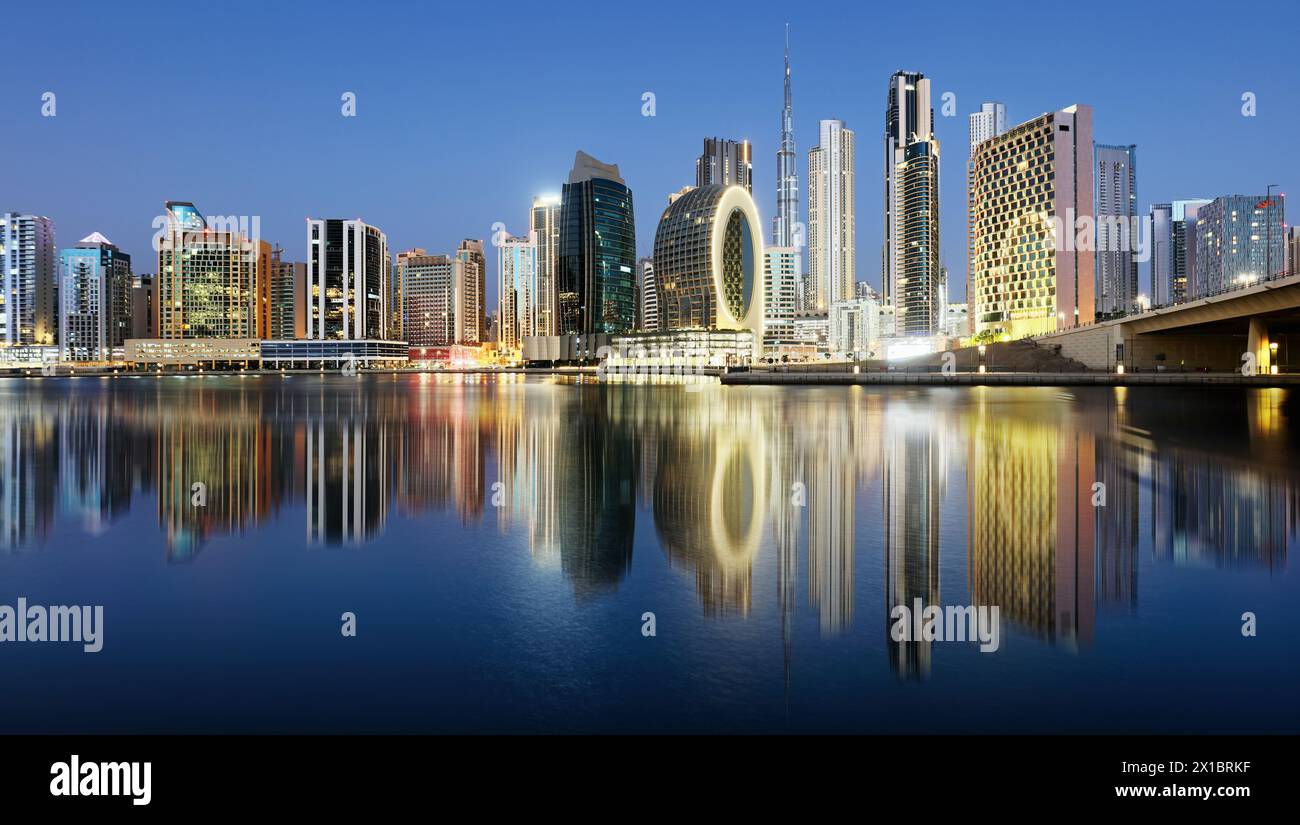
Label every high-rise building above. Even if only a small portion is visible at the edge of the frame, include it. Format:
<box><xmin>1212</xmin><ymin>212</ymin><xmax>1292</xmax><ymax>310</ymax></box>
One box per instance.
<box><xmin>638</xmin><ymin>258</ymin><xmax>658</xmax><ymax>332</ymax></box>
<box><xmin>1192</xmin><ymin>195</ymin><xmax>1287</xmax><ymax>298</ymax></box>
<box><xmin>1150</xmin><ymin>203</ymin><xmax>1172</xmax><ymax>305</ymax></box>
<box><xmin>696</xmin><ymin>138</ymin><xmax>753</xmax><ymax>192</ymax></box>
<box><xmin>970</xmin><ymin>105</ymin><xmax>1096</xmax><ymax>338</ymax></box>
<box><xmin>936</xmin><ymin>266</ymin><xmax>950</xmax><ymax>335</ymax></box>
<box><xmin>1288</xmin><ymin>226</ymin><xmax>1300</xmax><ymax>277</ymax></box>
<box><xmin>763</xmin><ymin>247</ymin><xmax>800</xmax><ymax>348</ymax></box>
<box><xmin>158</xmin><ymin>202</ymin><xmax>266</xmax><ymax>339</ymax></box>
<box><xmin>455</xmin><ymin>239</ymin><xmax>486</xmax><ymax>344</ymax></box>
<box><xmin>1150</xmin><ymin>199</ymin><xmax>1210</xmax><ymax>305</ymax></box>
<box><xmin>398</xmin><ymin>250</ymin><xmax>457</xmax><ymax>347</ymax></box>
<box><xmin>58</xmin><ymin>232</ymin><xmax>132</xmax><ymax>361</ymax></box>
<box><xmin>968</xmin><ymin>103</ymin><xmax>1007</xmax><ymax>302</ymax></box>
<box><xmin>807</xmin><ymin>119</ymin><xmax>855</xmax><ymax>312</ymax></box>
<box><xmin>773</xmin><ymin>26</ymin><xmax>800</xmax><ymax>252</ymax></box>
<box><xmin>651</xmin><ymin>184</ymin><xmax>764</xmax><ymax>355</ymax></box>
<box><xmin>893</xmin><ymin>137</ymin><xmax>941</xmax><ymax>336</ymax></box>
<box><xmin>883</xmin><ymin>71</ymin><xmax>932</xmax><ymax>304</ymax></box>
<box><xmin>270</xmin><ymin>246</ymin><xmax>307</xmax><ymax>340</ymax></box>
<box><xmin>530</xmin><ymin>195</ymin><xmax>562</xmax><ymax>336</ymax></box>
<box><xmin>968</xmin><ymin>102</ymin><xmax>1007</xmax><ymax>158</ymax></box>
<box><xmin>558</xmin><ymin>151</ymin><xmax>636</xmax><ymax>335</ymax></box>
<box><xmin>1094</xmin><ymin>144</ymin><xmax>1139</xmax><ymax>316</ymax></box>
<box><xmin>388</xmin><ymin>258</ymin><xmax>404</xmax><ymax>342</ymax></box>
<box><xmin>130</xmin><ymin>274</ymin><xmax>155</xmax><ymax>340</ymax></box>
<box><xmin>1</xmin><ymin>213</ymin><xmax>57</xmax><ymax>346</ymax></box>
<box><xmin>497</xmin><ymin>234</ymin><xmax>537</xmax><ymax>350</ymax></box>
<box><xmin>829</xmin><ymin>291</ymin><xmax>880</xmax><ymax>357</ymax></box>
<box><xmin>306</xmin><ymin>218</ymin><xmax>389</xmax><ymax>340</ymax></box>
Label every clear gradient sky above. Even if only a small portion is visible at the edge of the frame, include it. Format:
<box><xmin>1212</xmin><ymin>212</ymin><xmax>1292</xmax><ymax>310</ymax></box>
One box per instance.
<box><xmin>3</xmin><ymin>0</ymin><xmax>1296</xmax><ymax>308</ymax></box>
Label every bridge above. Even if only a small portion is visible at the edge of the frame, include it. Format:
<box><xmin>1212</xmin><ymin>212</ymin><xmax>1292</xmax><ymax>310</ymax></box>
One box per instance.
<box><xmin>1036</xmin><ymin>272</ymin><xmax>1300</xmax><ymax>373</ymax></box>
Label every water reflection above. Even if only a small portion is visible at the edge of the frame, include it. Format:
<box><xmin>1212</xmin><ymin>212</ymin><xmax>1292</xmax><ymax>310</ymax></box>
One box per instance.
<box><xmin>0</xmin><ymin>376</ymin><xmax>1295</xmax><ymax>673</ymax></box>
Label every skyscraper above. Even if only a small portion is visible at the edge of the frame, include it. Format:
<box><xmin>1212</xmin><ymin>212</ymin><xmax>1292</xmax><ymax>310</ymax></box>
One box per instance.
<box><xmin>455</xmin><ymin>239</ymin><xmax>487</xmax><ymax>345</ymax></box>
<box><xmin>638</xmin><ymin>258</ymin><xmax>658</xmax><ymax>332</ymax></box>
<box><xmin>1</xmin><ymin>213</ymin><xmax>57</xmax><ymax>346</ymax></box>
<box><xmin>1150</xmin><ymin>199</ymin><xmax>1210</xmax><ymax>305</ymax></box>
<box><xmin>270</xmin><ymin>246</ymin><xmax>306</xmax><ymax>340</ymax></box>
<box><xmin>1192</xmin><ymin>195</ymin><xmax>1287</xmax><ymax>297</ymax></box>
<box><xmin>883</xmin><ymin>71</ymin><xmax>933</xmax><ymax>304</ymax></box>
<box><xmin>968</xmin><ymin>102</ymin><xmax>1007</xmax><ymax>157</ymax></box>
<box><xmin>970</xmin><ymin>105</ymin><xmax>1096</xmax><ymax>337</ymax></box>
<box><xmin>387</xmin><ymin>255</ymin><xmax>404</xmax><ymax>342</ymax></box>
<box><xmin>773</xmin><ymin>26</ymin><xmax>799</xmax><ymax>252</ymax></box>
<box><xmin>1150</xmin><ymin>203</ymin><xmax>1173</xmax><ymax>305</ymax></box>
<box><xmin>130</xmin><ymin>274</ymin><xmax>155</xmax><ymax>340</ymax></box>
<box><xmin>530</xmin><ymin>196</ymin><xmax>562</xmax><ymax>336</ymax></box>
<box><xmin>58</xmin><ymin>232</ymin><xmax>132</xmax><ymax>361</ymax></box>
<box><xmin>696</xmin><ymin>138</ymin><xmax>753</xmax><ymax>192</ymax></box>
<box><xmin>1094</xmin><ymin>144</ymin><xmax>1139</xmax><ymax>316</ymax></box>
<box><xmin>763</xmin><ymin>247</ymin><xmax>800</xmax><ymax>348</ymax></box>
<box><xmin>558</xmin><ymin>151</ymin><xmax>636</xmax><ymax>335</ymax></box>
<box><xmin>158</xmin><ymin>202</ymin><xmax>265</xmax><ymax>339</ymax></box>
<box><xmin>893</xmin><ymin>133</ymin><xmax>941</xmax><ymax>337</ymax></box>
<box><xmin>1288</xmin><ymin>226</ymin><xmax>1300</xmax><ymax>277</ymax></box>
<box><xmin>651</xmin><ymin>184</ymin><xmax>765</xmax><ymax>354</ymax></box>
<box><xmin>497</xmin><ymin>233</ymin><xmax>537</xmax><ymax>350</ymax></box>
<box><xmin>306</xmin><ymin>218</ymin><xmax>389</xmax><ymax>340</ymax></box>
<box><xmin>968</xmin><ymin>102</ymin><xmax>1007</xmax><ymax>308</ymax></box>
<box><xmin>807</xmin><ymin>119</ymin><xmax>855</xmax><ymax>312</ymax></box>
<box><xmin>398</xmin><ymin>249</ymin><xmax>456</xmax><ymax>347</ymax></box>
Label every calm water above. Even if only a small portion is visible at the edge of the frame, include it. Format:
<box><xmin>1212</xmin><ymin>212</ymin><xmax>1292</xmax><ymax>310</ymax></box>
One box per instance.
<box><xmin>0</xmin><ymin>374</ymin><xmax>1296</xmax><ymax>733</ymax></box>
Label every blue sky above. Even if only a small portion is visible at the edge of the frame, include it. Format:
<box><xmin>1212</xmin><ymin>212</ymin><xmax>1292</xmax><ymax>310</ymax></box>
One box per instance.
<box><xmin>2</xmin><ymin>0</ymin><xmax>1295</xmax><ymax>305</ymax></box>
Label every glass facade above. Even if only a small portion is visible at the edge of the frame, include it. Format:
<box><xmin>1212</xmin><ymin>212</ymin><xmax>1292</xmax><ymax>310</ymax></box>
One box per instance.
<box><xmin>0</xmin><ymin>213</ymin><xmax>57</xmax><ymax>346</ymax></box>
<box><xmin>651</xmin><ymin>184</ymin><xmax>763</xmax><ymax>346</ymax></box>
<box><xmin>558</xmin><ymin>170</ymin><xmax>636</xmax><ymax>335</ymax></box>
<box><xmin>158</xmin><ymin>203</ymin><xmax>259</xmax><ymax>341</ymax></box>
<box><xmin>58</xmin><ymin>237</ymin><xmax>132</xmax><ymax>361</ymax></box>
<box><xmin>307</xmin><ymin>219</ymin><xmax>388</xmax><ymax>340</ymax></box>
<box><xmin>1192</xmin><ymin>195</ymin><xmax>1287</xmax><ymax>298</ymax></box>
<box><xmin>894</xmin><ymin>140</ymin><xmax>941</xmax><ymax>336</ymax></box>
<box><xmin>530</xmin><ymin>197</ymin><xmax>562</xmax><ymax>336</ymax></box>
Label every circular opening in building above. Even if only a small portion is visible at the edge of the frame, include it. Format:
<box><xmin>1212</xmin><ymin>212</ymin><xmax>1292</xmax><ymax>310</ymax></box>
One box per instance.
<box><xmin>722</xmin><ymin>208</ymin><xmax>754</xmax><ymax>321</ymax></box>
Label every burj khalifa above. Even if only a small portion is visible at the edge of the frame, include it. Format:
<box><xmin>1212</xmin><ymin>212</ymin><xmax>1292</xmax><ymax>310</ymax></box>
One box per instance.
<box><xmin>772</xmin><ymin>25</ymin><xmax>799</xmax><ymax>249</ymax></box>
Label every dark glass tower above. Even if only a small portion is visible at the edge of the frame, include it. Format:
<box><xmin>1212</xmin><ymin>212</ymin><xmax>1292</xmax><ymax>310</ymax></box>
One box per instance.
<box><xmin>306</xmin><ymin>218</ymin><xmax>388</xmax><ymax>340</ymax></box>
<box><xmin>883</xmin><ymin>70</ymin><xmax>933</xmax><ymax>303</ymax></box>
<box><xmin>558</xmin><ymin>151</ymin><xmax>636</xmax><ymax>335</ymax></box>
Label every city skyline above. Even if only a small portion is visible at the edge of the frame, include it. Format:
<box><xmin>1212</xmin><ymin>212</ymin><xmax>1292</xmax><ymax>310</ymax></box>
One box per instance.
<box><xmin>4</xmin><ymin>1</ymin><xmax>1294</xmax><ymax>313</ymax></box>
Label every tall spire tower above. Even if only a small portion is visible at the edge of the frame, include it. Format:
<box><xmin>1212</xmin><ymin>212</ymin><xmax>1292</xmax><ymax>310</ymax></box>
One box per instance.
<box><xmin>773</xmin><ymin>24</ymin><xmax>799</xmax><ymax>249</ymax></box>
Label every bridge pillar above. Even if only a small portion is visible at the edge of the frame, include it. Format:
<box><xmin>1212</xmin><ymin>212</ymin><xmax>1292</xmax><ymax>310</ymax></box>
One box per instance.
<box><xmin>1248</xmin><ymin>317</ymin><xmax>1272</xmax><ymax>374</ymax></box>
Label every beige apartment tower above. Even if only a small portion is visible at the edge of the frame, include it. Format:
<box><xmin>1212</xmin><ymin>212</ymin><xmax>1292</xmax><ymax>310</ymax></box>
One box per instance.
<box><xmin>970</xmin><ymin>104</ymin><xmax>1095</xmax><ymax>338</ymax></box>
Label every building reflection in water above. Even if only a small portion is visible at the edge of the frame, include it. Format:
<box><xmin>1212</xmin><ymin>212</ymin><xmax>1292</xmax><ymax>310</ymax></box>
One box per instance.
<box><xmin>883</xmin><ymin>399</ymin><xmax>946</xmax><ymax>679</ymax></box>
<box><xmin>0</xmin><ymin>378</ymin><xmax>1295</xmax><ymax>673</ymax></box>
<box><xmin>966</xmin><ymin>394</ymin><xmax>1096</xmax><ymax>652</ymax></box>
<box><xmin>653</xmin><ymin>391</ymin><xmax>766</xmax><ymax>615</ymax></box>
